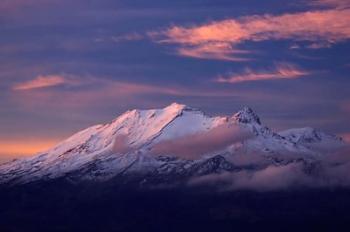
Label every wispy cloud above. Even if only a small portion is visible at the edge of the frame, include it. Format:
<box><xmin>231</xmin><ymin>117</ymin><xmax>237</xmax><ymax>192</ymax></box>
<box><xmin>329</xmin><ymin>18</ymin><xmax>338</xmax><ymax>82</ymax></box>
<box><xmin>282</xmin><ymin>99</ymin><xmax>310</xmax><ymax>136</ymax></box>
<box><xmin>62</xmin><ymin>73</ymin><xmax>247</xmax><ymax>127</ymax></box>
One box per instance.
<box><xmin>176</xmin><ymin>42</ymin><xmax>250</xmax><ymax>61</ymax></box>
<box><xmin>11</xmin><ymin>72</ymin><xmax>275</xmax><ymax>105</ymax></box>
<box><xmin>11</xmin><ymin>77</ymin><xmax>181</xmax><ymax>109</ymax></box>
<box><xmin>152</xmin><ymin>7</ymin><xmax>350</xmax><ymax>60</ymax></box>
<box><xmin>9</xmin><ymin>74</ymin><xmax>279</xmax><ymax>117</ymax></box>
<box><xmin>13</xmin><ymin>75</ymin><xmax>68</xmax><ymax>90</ymax></box>
<box><xmin>111</xmin><ymin>32</ymin><xmax>144</xmax><ymax>43</ymax></box>
<box><xmin>216</xmin><ymin>63</ymin><xmax>310</xmax><ymax>84</ymax></box>
<box><xmin>310</xmin><ymin>0</ymin><xmax>350</xmax><ymax>9</ymax></box>
<box><xmin>151</xmin><ymin>124</ymin><xmax>252</xmax><ymax>159</ymax></box>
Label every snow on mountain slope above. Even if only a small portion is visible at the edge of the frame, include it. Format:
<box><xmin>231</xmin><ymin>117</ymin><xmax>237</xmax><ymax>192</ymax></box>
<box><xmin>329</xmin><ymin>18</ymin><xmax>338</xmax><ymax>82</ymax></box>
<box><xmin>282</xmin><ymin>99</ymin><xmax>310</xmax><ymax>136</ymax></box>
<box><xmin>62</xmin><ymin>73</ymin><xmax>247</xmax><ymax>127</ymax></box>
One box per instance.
<box><xmin>152</xmin><ymin>107</ymin><xmax>227</xmax><ymax>143</ymax></box>
<box><xmin>0</xmin><ymin>103</ymin><xmax>226</xmax><ymax>184</ymax></box>
<box><xmin>230</xmin><ymin>107</ymin><xmax>318</xmax><ymax>156</ymax></box>
<box><xmin>280</xmin><ymin>127</ymin><xmax>343</xmax><ymax>144</ymax></box>
<box><xmin>0</xmin><ymin>103</ymin><xmax>344</xmax><ymax>185</ymax></box>
<box><xmin>279</xmin><ymin>127</ymin><xmax>344</xmax><ymax>152</ymax></box>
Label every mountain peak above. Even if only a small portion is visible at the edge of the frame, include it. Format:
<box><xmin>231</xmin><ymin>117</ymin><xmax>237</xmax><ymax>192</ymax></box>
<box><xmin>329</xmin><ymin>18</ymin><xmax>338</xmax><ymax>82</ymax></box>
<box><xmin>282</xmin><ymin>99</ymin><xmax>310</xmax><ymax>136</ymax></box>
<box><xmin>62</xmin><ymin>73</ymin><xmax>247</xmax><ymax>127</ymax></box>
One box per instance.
<box><xmin>163</xmin><ymin>102</ymin><xmax>205</xmax><ymax>115</ymax></box>
<box><xmin>233</xmin><ymin>106</ymin><xmax>261</xmax><ymax>125</ymax></box>
<box><xmin>165</xmin><ymin>102</ymin><xmax>187</xmax><ymax>111</ymax></box>
<box><xmin>118</xmin><ymin>103</ymin><xmax>187</xmax><ymax>120</ymax></box>
<box><xmin>0</xmin><ymin>103</ymin><xmax>343</xmax><ymax>186</ymax></box>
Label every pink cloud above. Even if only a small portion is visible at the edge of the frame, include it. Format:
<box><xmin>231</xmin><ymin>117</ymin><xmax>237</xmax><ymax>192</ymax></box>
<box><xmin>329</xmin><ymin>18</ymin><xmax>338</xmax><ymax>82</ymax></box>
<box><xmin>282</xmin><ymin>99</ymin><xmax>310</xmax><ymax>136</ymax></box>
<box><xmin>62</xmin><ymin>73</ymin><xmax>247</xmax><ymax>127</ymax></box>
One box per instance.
<box><xmin>10</xmin><ymin>78</ymin><xmax>183</xmax><ymax>111</ymax></box>
<box><xmin>10</xmin><ymin>73</ymin><xmax>279</xmax><ymax>112</ymax></box>
<box><xmin>153</xmin><ymin>8</ymin><xmax>350</xmax><ymax>60</ymax></box>
<box><xmin>12</xmin><ymin>74</ymin><xmax>181</xmax><ymax>95</ymax></box>
<box><xmin>177</xmin><ymin>42</ymin><xmax>250</xmax><ymax>61</ymax></box>
<box><xmin>216</xmin><ymin>63</ymin><xmax>310</xmax><ymax>84</ymax></box>
<box><xmin>13</xmin><ymin>75</ymin><xmax>68</xmax><ymax>90</ymax></box>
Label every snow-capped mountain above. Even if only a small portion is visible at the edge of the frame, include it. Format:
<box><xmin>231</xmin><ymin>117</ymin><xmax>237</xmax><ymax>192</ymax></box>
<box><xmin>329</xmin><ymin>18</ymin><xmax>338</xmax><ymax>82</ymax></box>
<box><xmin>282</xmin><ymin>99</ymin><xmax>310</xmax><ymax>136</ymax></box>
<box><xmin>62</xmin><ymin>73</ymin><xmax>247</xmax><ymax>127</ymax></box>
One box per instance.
<box><xmin>0</xmin><ymin>103</ymin><xmax>344</xmax><ymax>186</ymax></box>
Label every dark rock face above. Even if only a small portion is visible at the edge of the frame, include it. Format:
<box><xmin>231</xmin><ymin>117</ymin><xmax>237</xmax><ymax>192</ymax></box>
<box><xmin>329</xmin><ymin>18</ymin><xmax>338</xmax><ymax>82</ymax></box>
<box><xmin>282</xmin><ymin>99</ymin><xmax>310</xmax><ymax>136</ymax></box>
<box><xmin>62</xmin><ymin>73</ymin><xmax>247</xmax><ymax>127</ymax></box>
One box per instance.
<box><xmin>136</xmin><ymin>155</ymin><xmax>240</xmax><ymax>186</ymax></box>
<box><xmin>233</xmin><ymin>107</ymin><xmax>261</xmax><ymax>125</ymax></box>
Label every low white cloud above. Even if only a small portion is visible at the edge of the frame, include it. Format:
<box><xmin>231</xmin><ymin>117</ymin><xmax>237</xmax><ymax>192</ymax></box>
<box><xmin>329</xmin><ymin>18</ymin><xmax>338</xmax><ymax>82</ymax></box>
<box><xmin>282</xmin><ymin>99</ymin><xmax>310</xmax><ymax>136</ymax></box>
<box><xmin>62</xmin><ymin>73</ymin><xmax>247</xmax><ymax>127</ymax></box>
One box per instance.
<box><xmin>189</xmin><ymin>162</ymin><xmax>312</xmax><ymax>191</ymax></box>
<box><xmin>188</xmin><ymin>146</ymin><xmax>350</xmax><ymax>191</ymax></box>
<box><xmin>150</xmin><ymin>123</ymin><xmax>253</xmax><ymax>159</ymax></box>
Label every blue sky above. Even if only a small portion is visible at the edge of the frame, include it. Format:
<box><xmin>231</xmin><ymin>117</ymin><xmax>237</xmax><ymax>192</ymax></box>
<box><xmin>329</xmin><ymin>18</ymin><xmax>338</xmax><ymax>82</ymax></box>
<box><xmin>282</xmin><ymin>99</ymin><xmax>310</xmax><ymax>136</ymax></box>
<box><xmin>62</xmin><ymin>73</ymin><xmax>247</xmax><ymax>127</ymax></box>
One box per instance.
<box><xmin>0</xmin><ymin>0</ymin><xmax>349</xmax><ymax>160</ymax></box>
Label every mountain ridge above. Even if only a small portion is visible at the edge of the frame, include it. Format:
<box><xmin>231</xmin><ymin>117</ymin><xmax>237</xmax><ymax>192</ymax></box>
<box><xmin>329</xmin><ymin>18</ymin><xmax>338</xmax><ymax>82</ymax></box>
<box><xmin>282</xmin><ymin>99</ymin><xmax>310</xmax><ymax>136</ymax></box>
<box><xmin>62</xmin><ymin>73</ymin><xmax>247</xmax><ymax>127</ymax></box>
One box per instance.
<box><xmin>0</xmin><ymin>103</ymin><xmax>344</xmax><ymax>186</ymax></box>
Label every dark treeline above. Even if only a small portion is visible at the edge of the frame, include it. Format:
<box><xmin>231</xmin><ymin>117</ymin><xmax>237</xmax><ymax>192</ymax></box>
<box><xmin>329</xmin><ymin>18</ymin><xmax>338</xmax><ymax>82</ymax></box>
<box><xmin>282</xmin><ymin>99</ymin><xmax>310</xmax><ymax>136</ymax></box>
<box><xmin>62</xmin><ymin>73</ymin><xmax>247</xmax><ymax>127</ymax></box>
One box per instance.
<box><xmin>0</xmin><ymin>181</ymin><xmax>350</xmax><ymax>232</ymax></box>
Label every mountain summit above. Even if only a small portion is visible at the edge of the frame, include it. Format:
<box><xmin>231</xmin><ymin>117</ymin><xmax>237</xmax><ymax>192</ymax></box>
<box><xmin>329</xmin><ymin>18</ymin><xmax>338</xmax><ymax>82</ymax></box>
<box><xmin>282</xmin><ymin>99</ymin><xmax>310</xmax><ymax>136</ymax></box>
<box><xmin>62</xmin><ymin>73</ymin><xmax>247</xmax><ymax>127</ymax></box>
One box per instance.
<box><xmin>0</xmin><ymin>103</ymin><xmax>344</xmax><ymax>186</ymax></box>
<box><xmin>233</xmin><ymin>107</ymin><xmax>261</xmax><ymax>125</ymax></box>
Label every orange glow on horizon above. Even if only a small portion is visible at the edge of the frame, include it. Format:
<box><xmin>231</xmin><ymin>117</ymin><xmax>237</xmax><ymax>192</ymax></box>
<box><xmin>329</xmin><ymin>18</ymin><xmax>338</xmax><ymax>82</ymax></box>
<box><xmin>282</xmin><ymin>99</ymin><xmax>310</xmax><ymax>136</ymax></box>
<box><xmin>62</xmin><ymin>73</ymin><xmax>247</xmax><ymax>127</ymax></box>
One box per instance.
<box><xmin>0</xmin><ymin>139</ymin><xmax>59</xmax><ymax>161</ymax></box>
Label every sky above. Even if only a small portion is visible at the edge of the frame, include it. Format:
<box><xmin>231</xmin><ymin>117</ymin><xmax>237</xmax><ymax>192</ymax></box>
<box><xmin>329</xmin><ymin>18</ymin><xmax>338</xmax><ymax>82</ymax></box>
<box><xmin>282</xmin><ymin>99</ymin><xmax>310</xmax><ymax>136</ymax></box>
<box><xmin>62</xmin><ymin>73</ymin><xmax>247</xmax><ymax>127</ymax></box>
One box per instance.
<box><xmin>0</xmin><ymin>0</ymin><xmax>350</xmax><ymax>162</ymax></box>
